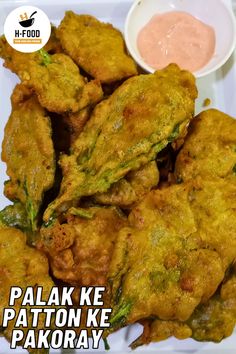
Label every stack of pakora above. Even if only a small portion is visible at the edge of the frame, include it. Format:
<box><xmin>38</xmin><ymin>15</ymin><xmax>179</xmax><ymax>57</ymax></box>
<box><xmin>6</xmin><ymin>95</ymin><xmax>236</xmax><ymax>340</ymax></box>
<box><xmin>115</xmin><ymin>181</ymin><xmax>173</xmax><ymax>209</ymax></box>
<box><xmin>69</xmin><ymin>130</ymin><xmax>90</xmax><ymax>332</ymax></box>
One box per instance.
<box><xmin>0</xmin><ymin>10</ymin><xmax>235</xmax><ymax>353</ymax></box>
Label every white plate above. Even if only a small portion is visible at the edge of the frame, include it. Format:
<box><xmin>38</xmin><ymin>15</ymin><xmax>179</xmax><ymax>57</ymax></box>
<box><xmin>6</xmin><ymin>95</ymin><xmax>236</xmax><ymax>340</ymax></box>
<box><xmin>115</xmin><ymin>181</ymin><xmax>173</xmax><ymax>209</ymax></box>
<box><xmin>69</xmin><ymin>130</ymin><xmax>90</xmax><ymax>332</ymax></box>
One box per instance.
<box><xmin>0</xmin><ymin>0</ymin><xmax>236</xmax><ymax>353</ymax></box>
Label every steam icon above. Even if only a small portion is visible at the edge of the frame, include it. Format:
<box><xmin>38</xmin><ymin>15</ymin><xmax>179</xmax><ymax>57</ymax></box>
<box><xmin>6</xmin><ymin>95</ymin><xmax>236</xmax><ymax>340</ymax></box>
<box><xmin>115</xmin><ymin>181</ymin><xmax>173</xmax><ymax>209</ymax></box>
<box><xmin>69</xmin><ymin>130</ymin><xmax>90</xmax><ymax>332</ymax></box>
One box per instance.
<box><xmin>19</xmin><ymin>11</ymin><xmax>37</xmax><ymax>28</ymax></box>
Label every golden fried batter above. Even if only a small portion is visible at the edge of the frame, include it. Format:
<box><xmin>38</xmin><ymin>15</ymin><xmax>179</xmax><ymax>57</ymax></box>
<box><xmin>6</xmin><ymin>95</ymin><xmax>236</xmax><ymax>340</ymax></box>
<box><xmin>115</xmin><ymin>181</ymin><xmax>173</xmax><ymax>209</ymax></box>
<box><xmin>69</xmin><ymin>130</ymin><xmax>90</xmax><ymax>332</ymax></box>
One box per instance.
<box><xmin>57</xmin><ymin>12</ymin><xmax>138</xmax><ymax>83</ymax></box>
<box><xmin>109</xmin><ymin>173</ymin><xmax>236</xmax><ymax>333</ymax></box>
<box><xmin>0</xmin><ymin>37</ymin><xmax>103</xmax><ymax>114</ymax></box>
<box><xmin>1</xmin><ymin>84</ymin><xmax>55</xmax><ymax>231</ymax></box>
<box><xmin>0</xmin><ymin>202</ymin><xmax>29</xmax><ymax>232</ymax></box>
<box><xmin>131</xmin><ymin>319</ymin><xmax>192</xmax><ymax>348</ymax></box>
<box><xmin>94</xmin><ymin>161</ymin><xmax>159</xmax><ymax>207</ymax></box>
<box><xmin>109</xmin><ymin>184</ymin><xmax>225</xmax><ymax>328</ymax></box>
<box><xmin>21</xmin><ymin>52</ymin><xmax>103</xmax><ymax>114</ymax></box>
<box><xmin>0</xmin><ymin>36</ymin><xmax>40</xmax><ymax>74</ymax></box>
<box><xmin>128</xmin><ymin>109</ymin><xmax>236</xmax><ymax>347</ymax></box>
<box><xmin>189</xmin><ymin>271</ymin><xmax>236</xmax><ymax>342</ymax></box>
<box><xmin>131</xmin><ymin>269</ymin><xmax>236</xmax><ymax>347</ymax></box>
<box><xmin>38</xmin><ymin>207</ymin><xmax>127</xmax><ymax>286</ymax></box>
<box><xmin>0</xmin><ymin>227</ymin><xmax>54</xmax><ymax>350</ymax></box>
<box><xmin>1</xmin><ymin>12</ymin><xmax>235</xmax><ymax>349</ymax></box>
<box><xmin>189</xmin><ymin>179</ymin><xmax>236</xmax><ymax>270</ymax></box>
<box><xmin>175</xmin><ymin>109</ymin><xmax>236</xmax><ymax>183</ymax></box>
<box><xmin>44</xmin><ymin>64</ymin><xmax>197</xmax><ymax>221</ymax></box>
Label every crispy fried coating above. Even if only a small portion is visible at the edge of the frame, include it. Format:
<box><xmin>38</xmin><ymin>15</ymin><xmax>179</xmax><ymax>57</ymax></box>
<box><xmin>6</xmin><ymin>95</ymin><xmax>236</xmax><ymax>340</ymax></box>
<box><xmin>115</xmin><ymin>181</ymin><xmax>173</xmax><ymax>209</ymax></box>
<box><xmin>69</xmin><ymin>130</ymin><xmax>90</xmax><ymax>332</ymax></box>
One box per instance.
<box><xmin>44</xmin><ymin>64</ymin><xmax>197</xmax><ymax>221</ymax></box>
<box><xmin>38</xmin><ymin>207</ymin><xmax>127</xmax><ymax>286</ymax></box>
<box><xmin>0</xmin><ymin>35</ymin><xmax>41</xmax><ymax>74</ymax></box>
<box><xmin>109</xmin><ymin>175</ymin><xmax>236</xmax><ymax>331</ymax></box>
<box><xmin>94</xmin><ymin>161</ymin><xmax>159</xmax><ymax>207</ymax></box>
<box><xmin>1</xmin><ymin>84</ymin><xmax>55</xmax><ymax>231</ymax></box>
<box><xmin>188</xmin><ymin>272</ymin><xmax>236</xmax><ymax>342</ymax></box>
<box><xmin>0</xmin><ymin>202</ymin><xmax>29</xmax><ymax>232</ymax></box>
<box><xmin>131</xmin><ymin>319</ymin><xmax>192</xmax><ymax>348</ymax></box>
<box><xmin>109</xmin><ymin>183</ymin><xmax>225</xmax><ymax>328</ymax></box>
<box><xmin>132</xmin><ymin>270</ymin><xmax>236</xmax><ymax>347</ymax></box>
<box><xmin>0</xmin><ymin>227</ymin><xmax>54</xmax><ymax>350</ymax></box>
<box><xmin>57</xmin><ymin>11</ymin><xmax>138</xmax><ymax>83</ymax></box>
<box><xmin>174</xmin><ymin>109</ymin><xmax>236</xmax><ymax>269</ymax></box>
<box><xmin>175</xmin><ymin>109</ymin><xmax>236</xmax><ymax>183</ymax></box>
<box><xmin>0</xmin><ymin>37</ymin><xmax>103</xmax><ymax>114</ymax></box>
<box><xmin>20</xmin><ymin>52</ymin><xmax>103</xmax><ymax>114</ymax></box>
<box><xmin>188</xmin><ymin>179</ymin><xmax>236</xmax><ymax>270</ymax></box>
<box><xmin>130</xmin><ymin>109</ymin><xmax>236</xmax><ymax>347</ymax></box>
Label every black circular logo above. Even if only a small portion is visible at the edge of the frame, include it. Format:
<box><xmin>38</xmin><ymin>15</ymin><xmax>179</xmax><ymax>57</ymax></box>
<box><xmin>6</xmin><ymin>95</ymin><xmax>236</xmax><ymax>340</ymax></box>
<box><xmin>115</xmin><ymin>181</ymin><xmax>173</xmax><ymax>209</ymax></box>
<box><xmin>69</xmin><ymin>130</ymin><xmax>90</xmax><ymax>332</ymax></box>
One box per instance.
<box><xmin>19</xmin><ymin>11</ymin><xmax>37</xmax><ymax>28</ymax></box>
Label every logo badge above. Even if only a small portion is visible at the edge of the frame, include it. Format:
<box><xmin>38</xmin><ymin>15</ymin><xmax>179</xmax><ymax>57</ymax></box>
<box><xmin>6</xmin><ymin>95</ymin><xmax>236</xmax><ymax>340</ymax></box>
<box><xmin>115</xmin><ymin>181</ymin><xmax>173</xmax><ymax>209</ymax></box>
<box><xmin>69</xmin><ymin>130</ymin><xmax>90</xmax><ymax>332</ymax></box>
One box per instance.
<box><xmin>4</xmin><ymin>6</ymin><xmax>51</xmax><ymax>53</ymax></box>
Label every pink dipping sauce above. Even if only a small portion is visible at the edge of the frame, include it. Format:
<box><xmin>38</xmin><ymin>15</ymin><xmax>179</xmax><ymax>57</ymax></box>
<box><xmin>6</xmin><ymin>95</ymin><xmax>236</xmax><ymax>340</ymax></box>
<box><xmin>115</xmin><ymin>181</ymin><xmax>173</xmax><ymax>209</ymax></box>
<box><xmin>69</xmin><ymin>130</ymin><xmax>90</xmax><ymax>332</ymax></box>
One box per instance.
<box><xmin>137</xmin><ymin>11</ymin><xmax>216</xmax><ymax>72</ymax></box>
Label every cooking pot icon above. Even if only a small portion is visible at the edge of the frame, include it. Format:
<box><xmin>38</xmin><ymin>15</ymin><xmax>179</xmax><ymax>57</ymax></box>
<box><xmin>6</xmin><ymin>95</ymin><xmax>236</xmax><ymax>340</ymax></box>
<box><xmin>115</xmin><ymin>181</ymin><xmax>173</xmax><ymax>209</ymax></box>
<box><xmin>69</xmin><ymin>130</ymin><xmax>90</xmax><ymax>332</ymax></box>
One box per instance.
<box><xmin>19</xmin><ymin>11</ymin><xmax>37</xmax><ymax>28</ymax></box>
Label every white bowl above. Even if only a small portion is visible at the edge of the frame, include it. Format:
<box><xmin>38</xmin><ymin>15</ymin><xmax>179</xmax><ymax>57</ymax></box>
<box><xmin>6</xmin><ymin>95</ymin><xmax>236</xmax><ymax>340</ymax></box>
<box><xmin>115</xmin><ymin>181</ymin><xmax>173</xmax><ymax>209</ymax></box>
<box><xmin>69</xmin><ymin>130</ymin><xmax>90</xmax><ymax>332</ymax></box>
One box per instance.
<box><xmin>125</xmin><ymin>0</ymin><xmax>236</xmax><ymax>78</ymax></box>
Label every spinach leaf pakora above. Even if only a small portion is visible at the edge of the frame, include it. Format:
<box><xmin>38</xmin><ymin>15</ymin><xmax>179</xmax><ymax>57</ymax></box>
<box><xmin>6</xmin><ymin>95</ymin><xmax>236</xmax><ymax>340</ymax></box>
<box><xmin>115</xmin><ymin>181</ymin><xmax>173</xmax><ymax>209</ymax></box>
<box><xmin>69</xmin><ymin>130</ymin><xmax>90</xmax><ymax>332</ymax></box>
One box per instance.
<box><xmin>94</xmin><ymin>161</ymin><xmax>159</xmax><ymax>207</ymax></box>
<box><xmin>0</xmin><ymin>202</ymin><xmax>29</xmax><ymax>232</ymax></box>
<box><xmin>1</xmin><ymin>84</ymin><xmax>55</xmax><ymax>231</ymax></box>
<box><xmin>39</xmin><ymin>206</ymin><xmax>127</xmax><ymax>287</ymax></box>
<box><xmin>108</xmin><ymin>177</ymin><xmax>236</xmax><ymax>330</ymax></box>
<box><xmin>57</xmin><ymin>11</ymin><xmax>138</xmax><ymax>83</ymax></box>
<box><xmin>44</xmin><ymin>64</ymin><xmax>197</xmax><ymax>221</ymax></box>
<box><xmin>131</xmin><ymin>268</ymin><xmax>236</xmax><ymax>347</ymax></box>
<box><xmin>175</xmin><ymin>109</ymin><xmax>236</xmax><ymax>183</ymax></box>
<box><xmin>0</xmin><ymin>226</ymin><xmax>54</xmax><ymax>353</ymax></box>
<box><xmin>0</xmin><ymin>37</ymin><xmax>103</xmax><ymax>114</ymax></box>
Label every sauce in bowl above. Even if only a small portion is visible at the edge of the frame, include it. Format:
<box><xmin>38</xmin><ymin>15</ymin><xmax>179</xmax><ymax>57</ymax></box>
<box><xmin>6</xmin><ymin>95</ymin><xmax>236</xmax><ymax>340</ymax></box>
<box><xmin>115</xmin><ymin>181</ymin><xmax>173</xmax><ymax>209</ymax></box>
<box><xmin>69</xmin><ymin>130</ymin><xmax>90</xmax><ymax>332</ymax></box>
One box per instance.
<box><xmin>137</xmin><ymin>11</ymin><xmax>216</xmax><ymax>72</ymax></box>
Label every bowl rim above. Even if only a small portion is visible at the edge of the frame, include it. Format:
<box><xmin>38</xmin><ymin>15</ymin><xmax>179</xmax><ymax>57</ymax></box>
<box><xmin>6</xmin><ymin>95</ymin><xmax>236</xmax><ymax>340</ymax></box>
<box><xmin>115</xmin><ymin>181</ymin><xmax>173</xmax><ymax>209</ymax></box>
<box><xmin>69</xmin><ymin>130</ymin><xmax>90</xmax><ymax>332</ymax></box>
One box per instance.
<box><xmin>124</xmin><ymin>0</ymin><xmax>236</xmax><ymax>78</ymax></box>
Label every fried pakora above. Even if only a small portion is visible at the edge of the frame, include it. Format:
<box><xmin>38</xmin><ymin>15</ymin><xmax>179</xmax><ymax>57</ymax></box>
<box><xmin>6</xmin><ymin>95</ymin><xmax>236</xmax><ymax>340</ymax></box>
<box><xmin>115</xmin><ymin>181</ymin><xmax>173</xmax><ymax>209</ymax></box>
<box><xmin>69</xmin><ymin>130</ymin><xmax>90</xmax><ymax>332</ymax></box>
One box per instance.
<box><xmin>57</xmin><ymin>11</ymin><xmax>138</xmax><ymax>83</ymax></box>
<box><xmin>108</xmin><ymin>183</ymin><xmax>225</xmax><ymax>328</ymax></box>
<box><xmin>188</xmin><ymin>179</ymin><xmax>236</xmax><ymax>270</ymax></box>
<box><xmin>128</xmin><ymin>109</ymin><xmax>234</xmax><ymax>347</ymax></box>
<box><xmin>0</xmin><ymin>37</ymin><xmax>103</xmax><ymax>114</ymax></box>
<box><xmin>20</xmin><ymin>52</ymin><xmax>103</xmax><ymax>114</ymax></box>
<box><xmin>38</xmin><ymin>206</ymin><xmax>127</xmax><ymax>287</ymax></box>
<box><xmin>0</xmin><ymin>202</ymin><xmax>29</xmax><ymax>232</ymax></box>
<box><xmin>189</xmin><ymin>270</ymin><xmax>236</xmax><ymax>342</ymax></box>
<box><xmin>44</xmin><ymin>64</ymin><xmax>197</xmax><ymax>221</ymax></box>
<box><xmin>131</xmin><ymin>320</ymin><xmax>192</xmax><ymax>348</ymax></box>
<box><xmin>94</xmin><ymin>161</ymin><xmax>159</xmax><ymax>207</ymax></box>
<box><xmin>1</xmin><ymin>84</ymin><xmax>55</xmax><ymax>231</ymax></box>
<box><xmin>0</xmin><ymin>35</ymin><xmax>38</xmax><ymax>74</ymax></box>
<box><xmin>109</xmin><ymin>175</ymin><xmax>236</xmax><ymax>328</ymax></box>
<box><xmin>0</xmin><ymin>227</ymin><xmax>54</xmax><ymax>352</ymax></box>
<box><xmin>131</xmin><ymin>268</ymin><xmax>236</xmax><ymax>347</ymax></box>
<box><xmin>175</xmin><ymin>109</ymin><xmax>236</xmax><ymax>183</ymax></box>
<box><xmin>1</xmin><ymin>8</ymin><xmax>236</xmax><ymax>350</ymax></box>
